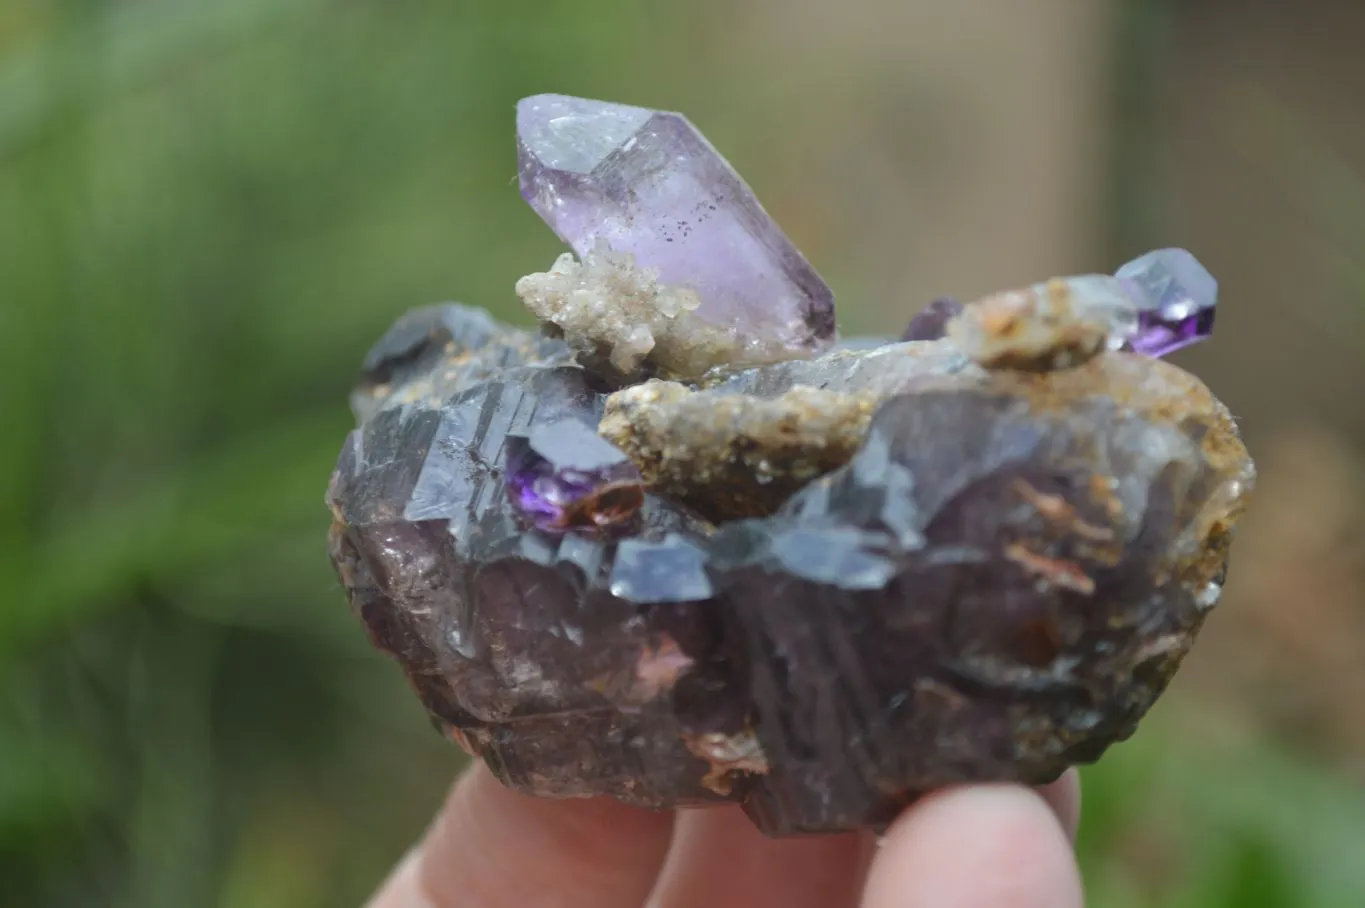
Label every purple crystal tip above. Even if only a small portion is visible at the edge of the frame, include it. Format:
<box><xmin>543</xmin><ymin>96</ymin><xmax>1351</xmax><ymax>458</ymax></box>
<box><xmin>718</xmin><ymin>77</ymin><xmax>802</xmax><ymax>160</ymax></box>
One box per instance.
<box><xmin>516</xmin><ymin>93</ymin><xmax>836</xmax><ymax>354</ymax></box>
<box><xmin>506</xmin><ymin>419</ymin><xmax>645</xmax><ymax>534</ymax></box>
<box><xmin>1115</xmin><ymin>248</ymin><xmax>1217</xmax><ymax>357</ymax></box>
<box><xmin>901</xmin><ymin>297</ymin><xmax>963</xmax><ymax>342</ymax></box>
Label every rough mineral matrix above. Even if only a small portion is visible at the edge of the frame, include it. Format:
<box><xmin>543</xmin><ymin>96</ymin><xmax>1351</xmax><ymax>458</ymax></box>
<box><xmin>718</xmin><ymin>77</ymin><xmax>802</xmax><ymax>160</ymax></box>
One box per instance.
<box><xmin>326</xmin><ymin>94</ymin><xmax>1254</xmax><ymax>836</ymax></box>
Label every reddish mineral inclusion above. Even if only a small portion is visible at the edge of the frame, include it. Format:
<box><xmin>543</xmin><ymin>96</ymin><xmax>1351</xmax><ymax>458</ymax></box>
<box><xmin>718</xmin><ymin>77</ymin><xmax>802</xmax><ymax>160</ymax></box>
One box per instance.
<box><xmin>505</xmin><ymin>419</ymin><xmax>645</xmax><ymax>534</ymax></box>
<box><xmin>515</xmin><ymin>94</ymin><xmax>837</xmax><ymax>357</ymax></box>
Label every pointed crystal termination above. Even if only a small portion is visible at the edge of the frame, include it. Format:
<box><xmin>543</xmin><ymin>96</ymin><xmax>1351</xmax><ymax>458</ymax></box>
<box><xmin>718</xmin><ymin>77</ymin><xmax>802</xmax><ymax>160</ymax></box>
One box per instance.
<box><xmin>516</xmin><ymin>94</ymin><xmax>837</xmax><ymax>362</ymax></box>
<box><xmin>506</xmin><ymin>419</ymin><xmax>646</xmax><ymax>534</ymax></box>
<box><xmin>1115</xmin><ymin>248</ymin><xmax>1217</xmax><ymax>357</ymax></box>
<box><xmin>901</xmin><ymin>297</ymin><xmax>963</xmax><ymax>342</ymax></box>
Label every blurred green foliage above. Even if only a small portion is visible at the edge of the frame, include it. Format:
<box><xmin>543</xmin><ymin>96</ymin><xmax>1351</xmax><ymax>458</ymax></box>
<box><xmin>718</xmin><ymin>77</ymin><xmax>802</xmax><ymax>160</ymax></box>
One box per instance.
<box><xmin>2</xmin><ymin>2</ymin><xmax>1364</xmax><ymax>906</ymax></box>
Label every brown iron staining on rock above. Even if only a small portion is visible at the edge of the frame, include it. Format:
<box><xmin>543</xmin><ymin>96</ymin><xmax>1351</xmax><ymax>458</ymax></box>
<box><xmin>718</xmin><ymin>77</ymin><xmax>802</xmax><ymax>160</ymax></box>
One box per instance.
<box><xmin>946</xmin><ymin>276</ymin><xmax>1127</xmax><ymax>371</ymax></box>
<box><xmin>600</xmin><ymin>337</ymin><xmax>1249</xmax><ymax>536</ymax></box>
<box><xmin>583</xmin><ymin>635</ymin><xmax>697</xmax><ymax>707</ymax></box>
<box><xmin>599</xmin><ymin>380</ymin><xmax>879</xmax><ymax>521</ymax></box>
<box><xmin>999</xmin><ymin>475</ymin><xmax>1127</xmax><ymax>604</ymax></box>
<box><xmin>547</xmin><ymin>480</ymin><xmax>648</xmax><ymax>534</ymax></box>
<box><xmin>442</xmin><ymin>724</ymin><xmax>482</xmax><ymax>758</ymax></box>
<box><xmin>1012</xmin><ymin>478</ymin><xmax>1118</xmax><ymax>545</ymax></box>
<box><xmin>684</xmin><ymin>729</ymin><xmax>770</xmax><ymax>796</ymax></box>
<box><xmin>632</xmin><ymin>637</ymin><xmax>696</xmax><ymax>701</ymax></box>
<box><xmin>595</xmin><ymin>278</ymin><xmax>1196</xmax><ymax>525</ymax></box>
<box><xmin>1003</xmin><ymin>543</ymin><xmax>1098</xmax><ymax>596</ymax></box>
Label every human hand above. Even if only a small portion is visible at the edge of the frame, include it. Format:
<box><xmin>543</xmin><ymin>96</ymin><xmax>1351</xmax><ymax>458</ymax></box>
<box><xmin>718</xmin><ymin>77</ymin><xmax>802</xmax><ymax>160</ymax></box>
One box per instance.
<box><xmin>367</xmin><ymin>764</ymin><xmax>1083</xmax><ymax>907</ymax></box>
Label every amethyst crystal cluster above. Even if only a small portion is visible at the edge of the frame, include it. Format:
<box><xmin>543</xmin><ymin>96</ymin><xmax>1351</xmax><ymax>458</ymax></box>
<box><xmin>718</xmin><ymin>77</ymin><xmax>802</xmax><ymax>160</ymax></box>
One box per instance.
<box><xmin>326</xmin><ymin>94</ymin><xmax>1253</xmax><ymax>836</ymax></box>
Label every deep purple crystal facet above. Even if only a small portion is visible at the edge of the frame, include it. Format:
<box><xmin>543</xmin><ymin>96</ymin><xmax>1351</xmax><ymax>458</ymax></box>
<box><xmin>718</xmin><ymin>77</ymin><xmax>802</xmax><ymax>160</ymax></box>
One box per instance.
<box><xmin>506</xmin><ymin>419</ymin><xmax>645</xmax><ymax>534</ymax></box>
<box><xmin>1115</xmin><ymin>248</ymin><xmax>1217</xmax><ymax>357</ymax></box>
<box><xmin>901</xmin><ymin>297</ymin><xmax>963</xmax><ymax>342</ymax></box>
<box><xmin>516</xmin><ymin>94</ymin><xmax>836</xmax><ymax>355</ymax></box>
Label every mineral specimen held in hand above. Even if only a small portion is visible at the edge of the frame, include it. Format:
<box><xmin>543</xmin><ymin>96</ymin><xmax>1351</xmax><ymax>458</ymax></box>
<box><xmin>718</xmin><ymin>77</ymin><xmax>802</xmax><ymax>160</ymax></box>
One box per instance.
<box><xmin>326</xmin><ymin>95</ymin><xmax>1254</xmax><ymax>838</ymax></box>
<box><xmin>516</xmin><ymin>94</ymin><xmax>836</xmax><ymax>379</ymax></box>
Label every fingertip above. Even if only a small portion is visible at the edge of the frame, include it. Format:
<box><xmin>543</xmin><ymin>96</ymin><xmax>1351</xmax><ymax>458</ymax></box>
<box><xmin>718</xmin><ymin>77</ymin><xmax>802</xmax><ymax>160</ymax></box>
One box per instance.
<box><xmin>416</xmin><ymin>764</ymin><xmax>675</xmax><ymax>908</ymax></box>
<box><xmin>366</xmin><ymin>848</ymin><xmax>433</xmax><ymax>908</ymax></box>
<box><xmin>651</xmin><ymin>805</ymin><xmax>868</xmax><ymax>908</ymax></box>
<box><xmin>861</xmin><ymin>784</ymin><xmax>1083</xmax><ymax>908</ymax></box>
<box><xmin>1038</xmin><ymin>768</ymin><xmax>1082</xmax><ymax>842</ymax></box>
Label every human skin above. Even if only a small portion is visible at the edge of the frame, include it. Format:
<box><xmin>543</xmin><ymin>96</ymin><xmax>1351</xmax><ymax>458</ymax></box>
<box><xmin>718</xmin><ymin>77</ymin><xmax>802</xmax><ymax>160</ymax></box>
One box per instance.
<box><xmin>367</xmin><ymin>766</ymin><xmax>1084</xmax><ymax>908</ymax></box>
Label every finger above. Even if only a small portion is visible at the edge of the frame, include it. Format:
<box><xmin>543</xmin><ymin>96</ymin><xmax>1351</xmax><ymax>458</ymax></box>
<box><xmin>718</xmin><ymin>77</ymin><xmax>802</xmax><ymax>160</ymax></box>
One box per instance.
<box><xmin>1037</xmin><ymin>768</ymin><xmax>1082</xmax><ymax>841</ymax></box>
<box><xmin>860</xmin><ymin>784</ymin><xmax>1083</xmax><ymax>908</ymax></box>
<box><xmin>368</xmin><ymin>764</ymin><xmax>675</xmax><ymax>908</ymax></box>
<box><xmin>650</xmin><ymin>805</ymin><xmax>870</xmax><ymax>908</ymax></box>
<box><xmin>367</xmin><ymin>849</ymin><xmax>429</xmax><ymax>908</ymax></box>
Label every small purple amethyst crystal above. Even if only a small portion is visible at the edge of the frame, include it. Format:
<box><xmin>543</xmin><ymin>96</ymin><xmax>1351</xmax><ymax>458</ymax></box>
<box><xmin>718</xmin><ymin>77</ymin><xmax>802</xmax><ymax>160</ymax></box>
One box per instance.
<box><xmin>901</xmin><ymin>297</ymin><xmax>963</xmax><ymax>342</ymax></box>
<box><xmin>1115</xmin><ymin>248</ymin><xmax>1217</xmax><ymax>356</ymax></box>
<box><xmin>516</xmin><ymin>94</ymin><xmax>836</xmax><ymax>357</ymax></box>
<box><xmin>506</xmin><ymin>420</ymin><xmax>645</xmax><ymax>534</ymax></box>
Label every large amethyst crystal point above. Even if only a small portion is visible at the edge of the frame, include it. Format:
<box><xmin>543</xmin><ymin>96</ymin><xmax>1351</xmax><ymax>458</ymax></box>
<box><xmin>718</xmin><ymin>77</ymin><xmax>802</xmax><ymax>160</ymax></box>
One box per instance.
<box><xmin>516</xmin><ymin>94</ymin><xmax>836</xmax><ymax>375</ymax></box>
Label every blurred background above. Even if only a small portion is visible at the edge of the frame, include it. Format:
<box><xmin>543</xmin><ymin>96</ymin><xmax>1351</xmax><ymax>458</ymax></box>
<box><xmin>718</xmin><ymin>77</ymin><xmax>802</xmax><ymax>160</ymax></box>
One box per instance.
<box><xmin>2</xmin><ymin>0</ymin><xmax>1363</xmax><ymax>905</ymax></box>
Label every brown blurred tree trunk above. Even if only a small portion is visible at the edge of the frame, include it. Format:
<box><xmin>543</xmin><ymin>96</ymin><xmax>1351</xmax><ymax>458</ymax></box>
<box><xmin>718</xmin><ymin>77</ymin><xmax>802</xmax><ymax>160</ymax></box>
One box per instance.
<box><xmin>683</xmin><ymin>0</ymin><xmax>1117</xmax><ymax>328</ymax></box>
<box><xmin>1163</xmin><ymin>0</ymin><xmax>1365</xmax><ymax>776</ymax></box>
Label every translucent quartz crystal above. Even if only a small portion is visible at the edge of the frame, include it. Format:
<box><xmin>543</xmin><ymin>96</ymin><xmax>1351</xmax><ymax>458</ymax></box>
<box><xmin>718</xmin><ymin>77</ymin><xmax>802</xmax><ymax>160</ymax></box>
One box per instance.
<box><xmin>1115</xmin><ymin>247</ymin><xmax>1217</xmax><ymax>356</ymax></box>
<box><xmin>517</xmin><ymin>94</ymin><xmax>836</xmax><ymax>364</ymax></box>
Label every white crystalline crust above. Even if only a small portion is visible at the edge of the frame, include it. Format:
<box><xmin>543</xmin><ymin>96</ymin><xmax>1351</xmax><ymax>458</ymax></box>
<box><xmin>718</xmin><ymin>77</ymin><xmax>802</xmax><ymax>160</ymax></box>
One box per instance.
<box><xmin>947</xmin><ymin>276</ymin><xmax>1139</xmax><ymax>371</ymax></box>
<box><xmin>514</xmin><ymin>244</ymin><xmax>796</xmax><ymax>380</ymax></box>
